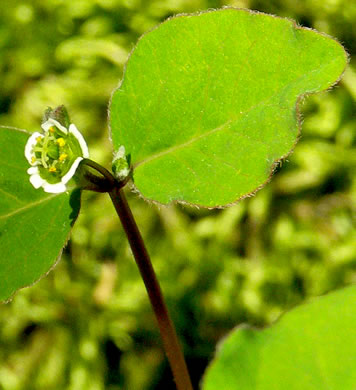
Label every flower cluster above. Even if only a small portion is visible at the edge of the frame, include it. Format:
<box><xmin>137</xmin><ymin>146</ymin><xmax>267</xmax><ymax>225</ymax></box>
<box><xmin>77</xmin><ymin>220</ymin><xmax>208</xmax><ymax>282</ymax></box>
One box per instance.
<box><xmin>25</xmin><ymin>117</ymin><xmax>89</xmax><ymax>193</ymax></box>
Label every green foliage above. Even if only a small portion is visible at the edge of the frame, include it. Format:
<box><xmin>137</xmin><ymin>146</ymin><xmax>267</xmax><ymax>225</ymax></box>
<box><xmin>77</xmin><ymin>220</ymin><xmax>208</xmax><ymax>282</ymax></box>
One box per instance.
<box><xmin>0</xmin><ymin>0</ymin><xmax>355</xmax><ymax>389</ymax></box>
<box><xmin>203</xmin><ymin>285</ymin><xmax>356</xmax><ymax>390</ymax></box>
<box><xmin>110</xmin><ymin>9</ymin><xmax>346</xmax><ymax>206</ymax></box>
<box><xmin>0</xmin><ymin>127</ymin><xmax>81</xmax><ymax>302</ymax></box>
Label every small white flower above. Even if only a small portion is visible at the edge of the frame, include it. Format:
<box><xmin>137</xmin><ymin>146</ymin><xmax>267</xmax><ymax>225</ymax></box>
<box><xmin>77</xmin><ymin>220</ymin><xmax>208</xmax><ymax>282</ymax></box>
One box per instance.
<box><xmin>25</xmin><ymin>118</ymin><xmax>89</xmax><ymax>193</ymax></box>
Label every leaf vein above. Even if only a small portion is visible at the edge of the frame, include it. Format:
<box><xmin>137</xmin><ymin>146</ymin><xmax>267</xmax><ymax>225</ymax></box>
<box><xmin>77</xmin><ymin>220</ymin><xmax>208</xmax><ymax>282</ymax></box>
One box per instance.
<box><xmin>0</xmin><ymin>194</ymin><xmax>61</xmax><ymax>220</ymax></box>
<box><xmin>0</xmin><ymin>187</ymin><xmax>25</xmax><ymax>205</ymax></box>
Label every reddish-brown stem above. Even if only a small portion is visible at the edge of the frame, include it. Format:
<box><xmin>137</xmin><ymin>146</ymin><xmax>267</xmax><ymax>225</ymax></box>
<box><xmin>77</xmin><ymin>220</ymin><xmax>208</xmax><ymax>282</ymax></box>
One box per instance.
<box><xmin>109</xmin><ymin>186</ymin><xmax>193</xmax><ymax>390</ymax></box>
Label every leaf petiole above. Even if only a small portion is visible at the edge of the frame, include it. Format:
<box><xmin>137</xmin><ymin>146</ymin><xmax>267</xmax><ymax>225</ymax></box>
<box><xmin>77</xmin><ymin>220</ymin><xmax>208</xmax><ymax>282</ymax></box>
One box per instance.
<box><xmin>109</xmin><ymin>186</ymin><xmax>193</xmax><ymax>390</ymax></box>
<box><xmin>81</xmin><ymin>158</ymin><xmax>193</xmax><ymax>389</ymax></box>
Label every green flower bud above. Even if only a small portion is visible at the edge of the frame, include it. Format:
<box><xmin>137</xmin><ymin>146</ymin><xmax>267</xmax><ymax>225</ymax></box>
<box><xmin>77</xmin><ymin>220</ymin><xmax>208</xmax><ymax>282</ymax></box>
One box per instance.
<box><xmin>112</xmin><ymin>145</ymin><xmax>130</xmax><ymax>180</ymax></box>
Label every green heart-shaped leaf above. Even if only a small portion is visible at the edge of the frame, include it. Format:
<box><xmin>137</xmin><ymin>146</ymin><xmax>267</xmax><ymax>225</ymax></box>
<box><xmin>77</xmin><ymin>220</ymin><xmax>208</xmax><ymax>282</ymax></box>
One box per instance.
<box><xmin>202</xmin><ymin>285</ymin><xmax>356</xmax><ymax>390</ymax></box>
<box><xmin>110</xmin><ymin>8</ymin><xmax>347</xmax><ymax>207</ymax></box>
<box><xmin>0</xmin><ymin>127</ymin><xmax>81</xmax><ymax>302</ymax></box>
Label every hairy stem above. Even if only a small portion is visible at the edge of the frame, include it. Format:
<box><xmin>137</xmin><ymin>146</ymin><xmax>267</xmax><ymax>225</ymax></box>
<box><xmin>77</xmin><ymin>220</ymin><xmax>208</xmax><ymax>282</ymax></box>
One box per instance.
<box><xmin>109</xmin><ymin>186</ymin><xmax>193</xmax><ymax>390</ymax></box>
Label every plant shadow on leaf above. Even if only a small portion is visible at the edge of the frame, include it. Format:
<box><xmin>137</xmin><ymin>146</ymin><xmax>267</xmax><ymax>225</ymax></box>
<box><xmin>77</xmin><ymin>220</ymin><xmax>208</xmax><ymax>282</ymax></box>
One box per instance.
<box><xmin>69</xmin><ymin>189</ymin><xmax>82</xmax><ymax>226</ymax></box>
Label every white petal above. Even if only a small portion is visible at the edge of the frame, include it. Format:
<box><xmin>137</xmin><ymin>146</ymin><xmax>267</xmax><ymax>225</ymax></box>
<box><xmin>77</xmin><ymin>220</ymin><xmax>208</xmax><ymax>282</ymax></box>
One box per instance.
<box><xmin>69</xmin><ymin>124</ymin><xmax>89</xmax><ymax>158</ymax></box>
<box><xmin>42</xmin><ymin>118</ymin><xmax>68</xmax><ymax>134</ymax></box>
<box><xmin>24</xmin><ymin>132</ymin><xmax>43</xmax><ymax>164</ymax></box>
<box><xmin>29</xmin><ymin>173</ymin><xmax>45</xmax><ymax>189</ymax></box>
<box><xmin>43</xmin><ymin>182</ymin><xmax>67</xmax><ymax>193</ymax></box>
<box><xmin>27</xmin><ymin>166</ymin><xmax>39</xmax><ymax>175</ymax></box>
<box><xmin>61</xmin><ymin>157</ymin><xmax>83</xmax><ymax>184</ymax></box>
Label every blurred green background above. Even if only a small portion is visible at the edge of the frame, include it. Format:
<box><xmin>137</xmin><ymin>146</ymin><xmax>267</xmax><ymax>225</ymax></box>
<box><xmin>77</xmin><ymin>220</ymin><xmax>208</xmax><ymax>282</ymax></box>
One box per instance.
<box><xmin>0</xmin><ymin>0</ymin><xmax>355</xmax><ymax>389</ymax></box>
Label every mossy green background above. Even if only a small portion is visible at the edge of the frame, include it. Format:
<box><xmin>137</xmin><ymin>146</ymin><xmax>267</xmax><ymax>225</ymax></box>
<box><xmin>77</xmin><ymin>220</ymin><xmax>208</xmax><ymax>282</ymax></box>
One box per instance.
<box><xmin>0</xmin><ymin>1</ymin><xmax>355</xmax><ymax>389</ymax></box>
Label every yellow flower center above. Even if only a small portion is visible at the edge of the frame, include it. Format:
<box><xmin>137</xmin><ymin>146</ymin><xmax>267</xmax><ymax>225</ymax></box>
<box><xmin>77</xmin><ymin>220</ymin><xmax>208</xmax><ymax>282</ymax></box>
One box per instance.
<box><xmin>59</xmin><ymin>153</ymin><xmax>68</xmax><ymax>162</ymax></box>
<box><xmin>57</xmin><ymin>138</ymin><xmax>66</xmax><ymax>147</ymax></box>
<box><xmin>49</xmin><ymin>166</ymin><xmax>57</xmax><ymax>172</ymax></box>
